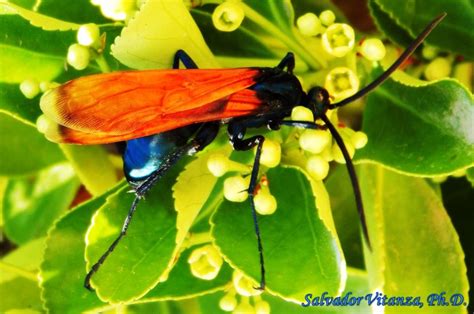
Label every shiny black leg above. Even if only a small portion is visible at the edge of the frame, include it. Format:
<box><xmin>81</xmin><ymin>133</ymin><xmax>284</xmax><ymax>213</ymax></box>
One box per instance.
<box><xmin>277</xmin><ymin>52</ymin><xmax>295</xmax><ymax>74</ymax></box>
<box><xmin>173</xmin><ymin>49</ymin><xmax>198</xmax><ymax>69</ymax></box>
<box><xmin>227</xmin><ymin>121</ymin><xmax>266</xmax><ymax>290</ymax></box>
<box><xmin>84</xmin><ymin>123</ymin><xmax>219</xmax><ymax>290</ymax></box>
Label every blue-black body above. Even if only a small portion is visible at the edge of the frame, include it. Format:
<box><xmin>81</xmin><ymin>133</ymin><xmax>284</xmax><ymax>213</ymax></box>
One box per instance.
<box><xmin>123</xmin><ymin>125</ymin><xmax>200</xmax><ymax>185</ymax></box>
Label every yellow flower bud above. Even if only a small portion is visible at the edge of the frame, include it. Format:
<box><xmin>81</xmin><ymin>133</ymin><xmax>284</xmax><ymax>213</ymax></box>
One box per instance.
<box><xmin>219</xmin><ymin>292</ymin><xmax>237</xmax><ymax>311</ymax></box>
<box><xmin>424</xmin><ymin>57</ymin><xmax>451</xmax><ymax>81</ymax></box>
<box><xmin>297</xmin><ymin>13</ymin><xmax>322</xmax><ymax>36</ymax></box>
<box><xmin>351</xmin><ymin>131</ymin><xmax>368</xmax><ymax>149</ymax></box>
<box><xmin>325</xmin><ymin>67</ymin><xmax>360</xmax><ymax>100</ymax></box>
<box><xmin>92</xmin><ymin>0</ymin><xmax>137</xmax><ymax>21</ymax></box>
<box><xmin>39</xmin><ymin>81</ymin><xmax>59</xmax><ymax>92</ymax></box>
<box><xmin>319</xmin><ymin>10</ymin><xmax>336</xmax><ymax>26</ymax></box>
<box><xmin>19</xmin><ymin>79</ymin><xmax>40</xmax><ymax>99</ymax></box>
<box><xmin>188</xmin><ymin>244</ymin><xmax>223</xmax><ymax>280</ymax></box>
<box><xmin>322</xmin><ymin>23</ymin><xmax>355</xmax><ymax>57</ymax></box>
<box><xmin>208</xmin><ymin>153</ymin><xmax>229</xmax><ymax>177</ymax></box>
<box><xmin>233</xmin><ymin>298</ymin><xmax>255</xmax><ymax>314</ymax></box>
<box><xmin>299</xmin><ymin>129</ymin><xmax>332</xmax><ymax>154</ymax></box>
<box><xmin>360</xmin><ymin>38</ymin><xmax>386</xmax><ymax>61</ymax></box>
<box><xmin>321</xmin><ymin>143</ymin><xmax>334</xmax><ymax>161</ymax></box>
<box><xmin>224</xmin><ymin>176</ymin><xmax>248</xmax><ymax>202</ymax></box>
<box><xmin>306</xmin><ymin>155</ymin><xmax>330</xmax><ymax>180</ymax></box>
<box><xmin>291</xmin><ymin>106</ymin><xmax>314</xmax><ymax>122</ymax></box>
<box><xmin>233</xmin><ymin>270</ymin><xmax>262</xmax><ymax>296</ymax></box>
<box><xmin>254</xmin><ymin>191</ymin><xmax>277</xmax><ymax>215</ymax></box>
<box><xmin>422</xmin><ymin>45</ymin><xmax>438</xmax><ymax>60</ymax></box>
<box><xmin>36</xmin><ymin>114</ymin><xmax>52</xmax><ymax>134</ymax></box>
<box><xmin>212</xmin><ymin>1</ymin><xmax>245</xmax><ymax>32</ymax></box>
<box><xmin>259</xmin><ymin>139</ymin><xmax>281</xmax><ymax>168</ymax></box>
<box><xmin>77</xmin><ymin>23</ymin><xmax>100</xmax><ymax>47</ymax></box>
<box><xmin>255</xmin><ymin>299</ymin><xmax>271</xmax><ymax>314</ymax></box>
<box><xmin>67</xmin><ymin>44</ymin><xmax>90</xmax><ymax>70</ymax></box>
<box><xmin>332</xmin><ymin>140</ymin><xmax>355</xmax><ymax>164</ymax></box>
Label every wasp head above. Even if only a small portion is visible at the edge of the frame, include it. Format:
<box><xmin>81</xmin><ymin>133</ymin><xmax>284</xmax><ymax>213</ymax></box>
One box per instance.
<box><xmin>306</xmin><ymin>86</ymin><xmax>331</xmax><ymax>119</ymax></box>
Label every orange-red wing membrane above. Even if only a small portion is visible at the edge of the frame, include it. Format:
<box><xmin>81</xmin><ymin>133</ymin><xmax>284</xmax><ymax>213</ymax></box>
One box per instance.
<box><xmin>40</xmin><ymin>69</ymin><xmax>265</xmax><ymax>144</ymax></box>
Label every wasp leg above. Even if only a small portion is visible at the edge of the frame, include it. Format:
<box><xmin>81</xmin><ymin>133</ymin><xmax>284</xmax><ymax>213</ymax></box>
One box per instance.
<box><xmin>276</xmin><ymin>52</ymin><xmax>295</xmax><ymax>74</ymax></box>
<box><xmin>85</xmin><ymin>122</ymin><xmax>219</xmax><ymax>290</ymax></box>
<box><xmin>227</xmin><ymin>121</ymin><xmax>266</xmax><ymax>290</ymax></box>
<box><xmin>173</xmin><ymin>49</ymin><xmax>198</xmax><ymax>69</ymax></box>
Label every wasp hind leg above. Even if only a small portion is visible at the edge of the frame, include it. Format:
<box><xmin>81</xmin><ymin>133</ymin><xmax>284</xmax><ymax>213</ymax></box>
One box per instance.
<box><xmin>84</xmin><ymin>122</ymin><xmax>219</xmax><ymax>290</ymax></box>
<box><xmin>227</xmin><ymin>120</ymin><xmax>267</xmax><ymax>290</ymax></box>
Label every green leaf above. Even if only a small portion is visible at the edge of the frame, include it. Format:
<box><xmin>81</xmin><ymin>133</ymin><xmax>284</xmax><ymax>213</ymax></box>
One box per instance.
<box><xmin>3</xmin><ymin>162</ymin><xmax>79</xmax><ymax>245</ymax></box>
<box><xmin>325</xmin><ymin>165</ymin><xmax>364</xmax><ymax>269</ymax></box>
<box><xmin>173</xmin><ymin>148</ymin><xmax>227</xmax><ymax>249</ymax></box>
<box><xmin>0</xmin><ymin>15</ymin><xmax>75</xmax><ymax>86</ymax></box>
<box><xmin>0</xmin><ymin>177</ymin><xmax>7</xmax><ymax>226</ymax></box>
<box><xmin>0</xmin><ymin>15</ymin><xmax>75</xmax><ymax>58</ymax></box>
<box><xmin>9</xmin><ymin>0</ymin><xmax>109</xmax><ymax>25</ymax></box>
<box><xmin>246</xmin><ymin>0</ymin><xmax>295</xmax><ymax>36</ymax></box>
<box><xmin>198</xmin><ymin>268</ymin><xmax>370</xmax><ymax>314</ymax></box>
<box><xmin>466</xmin><ymin>167</ymin><xmax>474</xmax><ymax>187</ymax></box>
<box><xmin>141</xmin><ymin>248</ymin><xmax>232</xmax><ymax>301</ymax></box>
<box><xmin>374</xmin><ymin>0</ymin><xmax>474</xmax><ymax>59</ymax></box>
<box><xmin>59</xmin><ymin>144</ymin><xmax>118</xmax><ymax>196</ymax></box>
<box><xmin>211</xmin><ymin>166</ymin><xmax>344</xmax><ymax>303</ymax></box>
<box><xmin>356</xmin><ymin>72</ymin><xmax>474</xmax><ymax>176</ymax></box>
<box><xmin>0</xmin><ymin>83</ymin><xmax>42</xmax><ymax>124</ymax></box>
<box><xmin>127</xmin><ymin>299</ymin><xmax>199</xmax><ymax>314</ymax></box>
<box><xmin>360</xmin><ymin>164</ymin><xmax>469</xmax><ymax>313</ymax></box>
<box><xmin>368</xmin><ymin>0</ymin><xmax>413</xmax><ymax>48</ymax></box>
<box><xmin>0</xmin><ymin>113</ymin><xmax>64</xmax><ymax>176</ymax></box>
<box><xmin>112</xmin><ymin>0</ymin><xmax>218</xmax><ymax>70</ymax></box>
<box><xmin>0</xmin><ymin>238</ymin><xmax>45</xmax><ymax>313</ymax></box>
<box><xmin>1</xmin><ymin>238</ymin><xmax>44</xmax><ymax>278</ymax></box>
<box><xmin>191</xmin><ymin>8</ymin><xmax>279</xmax><ymax>60</ymax></box>
<box><xmin>0</xmin><ymin>44</ymin><xmax>64</xmax><ymax>84</ymax></box>
<box><xmin>40</xmin><ymin>184</ymin><xmax>123</xmax><ymax>313</ymax></box>
<box><xmin>85</xmin><ymin>165</ymin><xmax>183</xmax><ymax>302</ymax></box>
<box><xmin>0</xmin><ymin>0</ymin><xmax>80</xmax><ymax>31</ymax></box>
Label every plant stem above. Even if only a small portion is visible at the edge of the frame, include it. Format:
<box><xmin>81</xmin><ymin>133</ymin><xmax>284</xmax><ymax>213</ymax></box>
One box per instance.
<box><xmin>98</xmin><ymin>22</ymin><xmax>125</xmax><ymax>29</ymax></box>
<box><xmin>0</xmin><ymin>261</ymin><xmax>37</xmax><ymax>282</ymax></box>
<box><xmin>241</xmin><ymin>3</ymin><xmax>324</xmax><ymax>70</ymax></box>
<box><xmin>96</xmin><ymin>54</ymin><xmax>111</xmax><ymax>73</ymax></box>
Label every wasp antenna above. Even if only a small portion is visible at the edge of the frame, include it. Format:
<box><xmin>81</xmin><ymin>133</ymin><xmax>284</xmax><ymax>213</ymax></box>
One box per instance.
<box><xmin>320</xmin><ymin>115</ymin><xmax>371</xmax><ymax>250</ymax></box>
<box><xmin>329</xmin><ymin>12</ymin><xmax>447</xmax><ymax>109</ymax></box>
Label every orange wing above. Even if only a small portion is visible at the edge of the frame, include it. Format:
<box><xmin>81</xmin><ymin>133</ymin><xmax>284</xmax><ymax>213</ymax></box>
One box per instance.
<box><xmin>40</xmin><ymin>68</ymin><xmax>265</xmax><ymax>144</ymax></box>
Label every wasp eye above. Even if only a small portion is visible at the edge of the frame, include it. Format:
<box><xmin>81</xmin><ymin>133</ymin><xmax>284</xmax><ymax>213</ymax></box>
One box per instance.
<box><xmin>308</xmin><ymin>87</ymin><xmax>330</xmax><ymax>105</ymax></box>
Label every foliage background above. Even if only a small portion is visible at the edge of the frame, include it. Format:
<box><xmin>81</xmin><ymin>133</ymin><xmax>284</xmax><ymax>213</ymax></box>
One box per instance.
<box><xmin>0</xmin><ymin>0</ymin><xmax>473</xmax><ymax>313</ymax></box>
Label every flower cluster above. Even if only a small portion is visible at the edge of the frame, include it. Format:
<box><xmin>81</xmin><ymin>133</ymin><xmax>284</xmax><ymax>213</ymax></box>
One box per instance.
<box><xmin>21</xmin><ymin>23</ymin><xmax>112</xmax><ymax>108</ymax></box>
<box><xmin>67</xmin><ymin>23</ymin><xmax>104</xmax><ymax>71</ymax></box>
<box><xmin>218</xmin><ymin>271</ymin><xmax>270</xmax><ymax>313</ymax></box>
